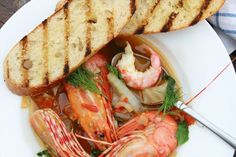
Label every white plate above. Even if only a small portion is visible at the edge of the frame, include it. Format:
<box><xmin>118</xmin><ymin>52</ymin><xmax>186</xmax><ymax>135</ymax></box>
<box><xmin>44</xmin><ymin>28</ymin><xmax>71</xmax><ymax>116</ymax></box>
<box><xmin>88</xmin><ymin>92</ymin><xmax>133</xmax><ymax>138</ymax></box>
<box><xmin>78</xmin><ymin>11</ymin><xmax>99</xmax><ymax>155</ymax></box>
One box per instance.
<box><xmin>0</xmin><ymin>0</ymin><xmax>236</xmax><ymax>157</ymax></box>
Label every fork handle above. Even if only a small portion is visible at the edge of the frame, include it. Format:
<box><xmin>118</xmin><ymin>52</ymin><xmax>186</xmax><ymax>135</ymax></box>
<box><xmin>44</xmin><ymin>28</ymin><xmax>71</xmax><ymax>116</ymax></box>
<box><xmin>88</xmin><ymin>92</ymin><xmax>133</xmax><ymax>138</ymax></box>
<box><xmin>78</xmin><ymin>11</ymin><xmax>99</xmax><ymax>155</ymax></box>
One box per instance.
<box><xmin>175</xmin><ymin>101</ymin><xmax>236</xmax><ymax>149</ymax></box>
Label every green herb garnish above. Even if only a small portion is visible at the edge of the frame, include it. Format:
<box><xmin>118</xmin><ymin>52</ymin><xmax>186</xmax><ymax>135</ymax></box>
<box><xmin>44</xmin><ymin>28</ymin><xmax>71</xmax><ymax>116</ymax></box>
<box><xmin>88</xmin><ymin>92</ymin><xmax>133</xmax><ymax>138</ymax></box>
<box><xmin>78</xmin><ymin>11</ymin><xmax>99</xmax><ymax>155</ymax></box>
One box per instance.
<box><xmin>176</xmin><ymin>120</ymin><xmax>189</xmax><ymax>145</ymax></box>
<box><xmin>159</xmin><ymin>75</ymin><xmax>180</xmax><ymax>114</ymax></box>
<box><xmin>37</xmin><ymin>150</ymin><xmax>52</xmax><ymax>157</ymax></box>
<box><xmin>91</xmin><ymin>149</ymin><xmax>102</xmax><ymax>157</ymax></box>
<box><xmin>67</xmin><ymin>67</ymin><xmax>101</xmax><ymax>94</ymax></box>
<box><xmin>107</xmin><ymin>64</ymin><xmax>123</xmax><ymax>80</ymax></box>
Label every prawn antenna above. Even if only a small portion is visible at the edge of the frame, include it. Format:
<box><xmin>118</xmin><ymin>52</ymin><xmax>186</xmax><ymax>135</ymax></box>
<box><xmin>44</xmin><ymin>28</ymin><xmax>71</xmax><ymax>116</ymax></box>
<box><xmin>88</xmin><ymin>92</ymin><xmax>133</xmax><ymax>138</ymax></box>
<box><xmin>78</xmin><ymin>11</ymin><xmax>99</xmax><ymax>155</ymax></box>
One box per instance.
<box><xmin>185</xmin><ymin>57</ymin><xmax>236</xmax><ymax>105</ymax></box>
<box><xmin>75</xmin><ymin>134</ymin><xmax>112</xmax><ymax>146</ymax></box>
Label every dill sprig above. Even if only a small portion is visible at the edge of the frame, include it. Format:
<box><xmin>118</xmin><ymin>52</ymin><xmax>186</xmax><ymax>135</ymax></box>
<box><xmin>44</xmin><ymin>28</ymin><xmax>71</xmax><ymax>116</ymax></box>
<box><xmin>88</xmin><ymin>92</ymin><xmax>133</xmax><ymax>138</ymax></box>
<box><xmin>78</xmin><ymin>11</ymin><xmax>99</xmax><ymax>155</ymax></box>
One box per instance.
<box><xmin>37</xmin><ymin>150</ymin><xmax>52</xmax><ymax>157</ymax></box>
<box><xmin>159</xmin><ymin>75</ymin><xmax>181</xmax><ymax>114</ymax></box>
<box><xmin>107</xmin><ymin>64</ymin><xmax>123</xmax><ymax>80</ymax></box>
<box><xmin>158</xmin><ymin>75</ymin><xmax>189</xmax><ymax>145</ymax></box>
<box><xmin>67</xmin><ymin>67</ymin><xmax>101</xmax><ymax>95</ymax></box>
<box><xmin>91</xmin><ymin>149</ymin><xmax>102</xmax><ymax>157</ymax></box>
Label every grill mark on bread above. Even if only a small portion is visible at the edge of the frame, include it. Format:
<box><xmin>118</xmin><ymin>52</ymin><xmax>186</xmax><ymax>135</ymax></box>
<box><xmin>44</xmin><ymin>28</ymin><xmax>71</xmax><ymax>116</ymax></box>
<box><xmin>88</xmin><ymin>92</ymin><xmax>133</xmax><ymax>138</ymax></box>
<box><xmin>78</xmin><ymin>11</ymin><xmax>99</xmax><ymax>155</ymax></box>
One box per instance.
<box><xmin>64</xmin><ymin>2</ymin><xmax>70</xmax><ymax>75</ymax></box>
<box><xmin>151</xmin><ymin>0</ymin><xmax>160</xmax><ymax>13</ymax></box>
<box><xmin>161</xmin><ymin>12</ymin><xmax>178</xmax><ymax>32</ymax></box>
<box><xmin>178</xmin><ymin>0</ymin><xmax>184</xmax><ymax>7</ymax></box>
<box><xmin>85</xmin><ymin>0</ymin><xmax>92</xmax><ymax>56</ymax></box>
<box><xmin>191</xmin><ymin>0</ymin><xmax>212</xmax><ymax>25</ymax></box>
<box><xmin>63</xmin><ymin>64</ymin><xmax>69</xmax><ymax>75</ymax></box>
<box><xmin>134</xmin><ymin>26</ymin><xmax>145</xmax><ymax>34</ymax></box>
<box><xmin>42</xmin><ymin>19</ymin><xmax>49</xmax><ymax>85</ymax></box>
<box><xmin>88</xmin><ymin>19</ymin><xmax>97</xmax><ymax>23</ymax></box>
<box><xmin>6</xmin><ymin>60</ymin><xmax>9</xmax><ymax>79</ymax></box>
<box><xmin>130</xmin><ymin>0</ymin><xmax>136</xmax><ymax>15</ymax></box>
<box><xmin>21</xmin><ymin>36</ymin><xmax>29</xmax><ymax>87</ymax></box>
<box><xmin>134</xmin><ymin>0</ymin><xmax>160</xmax><ymax>35</ymax></box>
<box><xmin>107</xmin><ymin>9</ymin><xmax>114</xmax><ymax>39</ymax></box>
<box><xmin>139</xmin><ymin>0</ymin><xmax>160</xmax><ymax>34</ymax></box>
<box><xmin>85</xmin><ymin>46</ymin><xmax>91</xmax><ymax>56</ymax></box>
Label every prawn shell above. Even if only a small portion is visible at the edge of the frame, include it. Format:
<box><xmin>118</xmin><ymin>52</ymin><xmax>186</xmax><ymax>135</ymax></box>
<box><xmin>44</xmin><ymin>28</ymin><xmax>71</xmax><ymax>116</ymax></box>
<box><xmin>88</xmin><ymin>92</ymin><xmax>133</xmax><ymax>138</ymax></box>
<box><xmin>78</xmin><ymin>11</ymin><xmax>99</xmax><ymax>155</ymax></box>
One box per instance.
<box><xmin>30</xmin><ymin>109</ymin><xmax>59</xmax><ymax>155</ymax></box>
<box><xmin>112</xmin><ymin>111</ymin><xmax>178</xmax><ymax>157</ymax></box>
<box><xmin>30</xmin><ymin>109</ymin><xmax>88</xmax><ymax>157</ymax></box>
<box><xmin>65</xmin><ymin>83</ymin><xmax>116</xmax><ymax>150</ymax></box>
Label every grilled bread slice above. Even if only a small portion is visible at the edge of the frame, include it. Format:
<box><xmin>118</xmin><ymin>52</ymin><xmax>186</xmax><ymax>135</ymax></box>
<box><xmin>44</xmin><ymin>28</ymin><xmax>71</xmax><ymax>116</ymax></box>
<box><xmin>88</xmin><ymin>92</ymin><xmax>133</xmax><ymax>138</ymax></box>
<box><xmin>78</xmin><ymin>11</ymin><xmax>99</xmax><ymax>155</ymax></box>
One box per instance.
<box><xmin>120</xmin><ymin>0</ymin><xmax>224</xmax><ymax>35</ymax></box>
<box><xmin>4</xmin><ymin>0</ymin><xmax>135</xmax><ymax>96</ymax></box>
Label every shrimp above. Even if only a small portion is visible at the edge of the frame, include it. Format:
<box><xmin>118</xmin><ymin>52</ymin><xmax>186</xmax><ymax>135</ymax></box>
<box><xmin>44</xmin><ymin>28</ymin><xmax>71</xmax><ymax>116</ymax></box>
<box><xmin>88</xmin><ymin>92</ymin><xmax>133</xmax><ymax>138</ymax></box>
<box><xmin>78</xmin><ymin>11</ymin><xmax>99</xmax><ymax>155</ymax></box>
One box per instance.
<box><xmin>100</xmin><ymin>111</ymin><xmax>177</xmax><ymax>157</ymax></box>
<box><xmin>116</xmin><ymin>43</ymin><xmax>162</xmax><ymax>90</ymax></box>
<box><xmin>30</xmin><ymin>109</ymin><xmax>89</xmax><ymax>157</ymax></box>
<box><xmin>64</xmin><ymin>54</ymin><xmax>117</xmax><ymax>150</ymax></box>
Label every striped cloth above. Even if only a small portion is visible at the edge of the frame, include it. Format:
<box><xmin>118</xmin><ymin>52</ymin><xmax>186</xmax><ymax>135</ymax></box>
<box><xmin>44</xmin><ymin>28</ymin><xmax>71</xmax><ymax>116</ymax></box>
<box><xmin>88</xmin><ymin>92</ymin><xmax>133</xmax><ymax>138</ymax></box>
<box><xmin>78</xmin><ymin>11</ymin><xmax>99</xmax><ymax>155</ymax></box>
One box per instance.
<box><xmin>208</xmin><ymin>0</ymin><xmax>236</xmax><ymax>40</ymax></box>
<box><xmin>208</xmin><ymin>0</ymin><xmax>236</xmax><ymax>53</ymax></box>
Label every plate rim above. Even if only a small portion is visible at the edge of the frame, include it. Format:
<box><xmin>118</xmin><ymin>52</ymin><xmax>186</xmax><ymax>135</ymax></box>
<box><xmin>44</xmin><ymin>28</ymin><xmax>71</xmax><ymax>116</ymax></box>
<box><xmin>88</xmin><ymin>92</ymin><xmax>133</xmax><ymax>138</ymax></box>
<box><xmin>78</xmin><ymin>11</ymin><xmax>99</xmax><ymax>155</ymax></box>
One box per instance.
<box><xmin>0</xmin><ymin>1</ymin><xmax>235</xmax><ymax>157</ymax></box>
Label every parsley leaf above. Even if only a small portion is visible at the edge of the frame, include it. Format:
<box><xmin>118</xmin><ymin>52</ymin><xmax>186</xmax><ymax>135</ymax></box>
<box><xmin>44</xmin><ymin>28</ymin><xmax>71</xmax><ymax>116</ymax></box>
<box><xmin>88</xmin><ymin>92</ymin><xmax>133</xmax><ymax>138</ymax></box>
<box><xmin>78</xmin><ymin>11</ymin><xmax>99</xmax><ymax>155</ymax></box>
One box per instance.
<box><xmin>159</xmin><ymin>75</ymin><xmax>180</xmax><ymax>114</ymax></box>
<box><xmin>67</xmin><ymin>67</ymin><xmax>101</xmax><ymax>95</ymax></box>
<box><xmin>176</xmin><ymin>120</ymin><xmax>189</xmax><ymax>145</ymax></box>
<box><xmin>90</xmin><ymin>149</ymin><xmax>102</xmax><ymax>157</ymax></box>
<box><xmin>37</xmin><ymin>150</ymin><xmax>52</xmax><ymax>157</ymax></box>
<box><xmin>107</xmin><ymin>64</ymin><xmax>123</xmax><ymax>80</ymax></box>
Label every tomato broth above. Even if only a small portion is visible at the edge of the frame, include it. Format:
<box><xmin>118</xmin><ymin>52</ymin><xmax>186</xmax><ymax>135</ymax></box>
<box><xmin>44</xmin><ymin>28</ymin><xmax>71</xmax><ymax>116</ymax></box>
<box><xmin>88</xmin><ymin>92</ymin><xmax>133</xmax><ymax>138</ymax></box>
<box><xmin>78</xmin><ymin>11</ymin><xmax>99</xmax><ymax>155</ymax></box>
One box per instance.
<box><xmin>22</xmin><ymin>35</ymin><xmax>193</xmax><ymax>156</ymax></box>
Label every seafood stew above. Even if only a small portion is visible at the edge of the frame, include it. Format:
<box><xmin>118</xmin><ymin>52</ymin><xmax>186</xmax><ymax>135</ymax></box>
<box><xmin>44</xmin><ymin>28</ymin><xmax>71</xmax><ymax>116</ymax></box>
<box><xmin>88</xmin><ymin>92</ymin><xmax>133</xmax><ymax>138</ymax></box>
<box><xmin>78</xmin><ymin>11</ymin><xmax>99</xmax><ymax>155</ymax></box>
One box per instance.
<box><xmin>24</xmin><ymin>36</ymin><xmax>195</xmax><ymax>157</ymax></box>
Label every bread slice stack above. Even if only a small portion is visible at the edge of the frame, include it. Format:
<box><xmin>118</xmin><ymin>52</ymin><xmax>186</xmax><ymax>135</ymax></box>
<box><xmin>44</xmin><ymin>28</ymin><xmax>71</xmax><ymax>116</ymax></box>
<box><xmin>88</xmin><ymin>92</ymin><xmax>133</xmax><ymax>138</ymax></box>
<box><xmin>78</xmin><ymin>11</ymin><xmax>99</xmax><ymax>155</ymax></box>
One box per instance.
<box><xmin>3</xmin><ymin>0</ymin><xmax>135</xmax><ymax>96</ymax></box>
<box><xmin>3</xmin><ymin>0</ymin><xmax>225</xmax><ymax>96</ymax></box>
<box><xmin>120</xmin><ymin>0</ymin><xmax>224</xmax><ymax>35</ymax></box>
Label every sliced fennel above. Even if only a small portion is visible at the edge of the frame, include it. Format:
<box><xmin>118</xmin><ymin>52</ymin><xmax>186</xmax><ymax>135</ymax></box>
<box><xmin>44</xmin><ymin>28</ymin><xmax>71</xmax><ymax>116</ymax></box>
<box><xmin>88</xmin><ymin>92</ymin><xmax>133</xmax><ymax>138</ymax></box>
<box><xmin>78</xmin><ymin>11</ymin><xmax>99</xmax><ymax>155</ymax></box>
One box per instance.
<box><xmin>107</xmin><ymin>73</ymin><xmax>142</xmax><ymax>113</ymax></box>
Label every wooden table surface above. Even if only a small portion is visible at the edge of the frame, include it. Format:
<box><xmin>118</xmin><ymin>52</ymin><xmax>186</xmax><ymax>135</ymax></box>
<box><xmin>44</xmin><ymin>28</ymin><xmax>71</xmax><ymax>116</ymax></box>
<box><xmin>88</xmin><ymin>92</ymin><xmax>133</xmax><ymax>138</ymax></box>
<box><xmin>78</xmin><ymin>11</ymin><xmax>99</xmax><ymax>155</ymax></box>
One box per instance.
<box><xmin>0</xmin><ymin>0</ymin><xmax>236</xmax><ymax>156</ymax></box>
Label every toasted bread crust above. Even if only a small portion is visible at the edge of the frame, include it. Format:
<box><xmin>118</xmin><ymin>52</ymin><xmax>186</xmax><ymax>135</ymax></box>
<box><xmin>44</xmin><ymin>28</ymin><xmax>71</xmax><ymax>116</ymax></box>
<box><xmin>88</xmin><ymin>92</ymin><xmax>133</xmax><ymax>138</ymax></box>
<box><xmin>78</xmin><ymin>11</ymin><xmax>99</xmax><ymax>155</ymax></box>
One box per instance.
<box><xmin>56</xmin><ymin>0</ymin><xmax>68</xmax><ymax>11</ymax></box>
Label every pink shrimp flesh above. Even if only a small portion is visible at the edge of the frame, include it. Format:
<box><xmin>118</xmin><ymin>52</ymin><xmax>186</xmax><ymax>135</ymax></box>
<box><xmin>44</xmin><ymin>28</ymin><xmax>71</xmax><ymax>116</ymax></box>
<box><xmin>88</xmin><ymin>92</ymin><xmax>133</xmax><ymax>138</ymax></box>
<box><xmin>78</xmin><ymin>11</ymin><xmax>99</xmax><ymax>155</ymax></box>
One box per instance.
<box><xmin>116</xmin><ymin>43</ymin><xmax>162</xmax><ymax>90</ymax></box>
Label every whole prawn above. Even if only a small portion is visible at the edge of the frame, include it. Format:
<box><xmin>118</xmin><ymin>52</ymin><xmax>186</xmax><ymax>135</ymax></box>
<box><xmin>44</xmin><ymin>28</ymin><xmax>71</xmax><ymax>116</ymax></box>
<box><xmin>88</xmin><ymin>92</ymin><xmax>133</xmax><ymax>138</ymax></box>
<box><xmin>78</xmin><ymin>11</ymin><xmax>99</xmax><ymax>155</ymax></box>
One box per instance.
<box><xmin>30</xmin><ymin>109</ymin><xmax>89</xmax><ymax>157</ymax></box>
<box><xmin>101</xmin><ymin>111</ymin><xmax>178</xmax><ymax>157</ymax></box>
<box><xmin>64</xmin><ymin>54</ymin><xmax>117</xmax><ymax>150</ymax></box>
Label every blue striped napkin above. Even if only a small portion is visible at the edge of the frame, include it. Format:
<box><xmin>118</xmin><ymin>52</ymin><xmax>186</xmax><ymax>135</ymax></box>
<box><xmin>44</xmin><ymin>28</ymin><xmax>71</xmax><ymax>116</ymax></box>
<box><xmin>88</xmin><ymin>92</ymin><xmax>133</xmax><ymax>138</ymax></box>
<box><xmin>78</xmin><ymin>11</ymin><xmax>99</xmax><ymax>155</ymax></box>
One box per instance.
<box><xmin>208</xmin><ymin>0</ymin><xmax>236</xmax><ymax>40</ymax></box>
<box><xmin>208</xmin><ymin>0</ymin><xmax>236</xmax><ymax>53</ymax></box>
